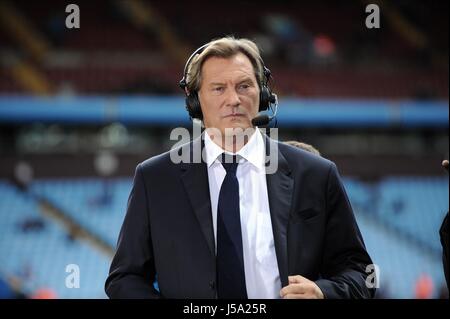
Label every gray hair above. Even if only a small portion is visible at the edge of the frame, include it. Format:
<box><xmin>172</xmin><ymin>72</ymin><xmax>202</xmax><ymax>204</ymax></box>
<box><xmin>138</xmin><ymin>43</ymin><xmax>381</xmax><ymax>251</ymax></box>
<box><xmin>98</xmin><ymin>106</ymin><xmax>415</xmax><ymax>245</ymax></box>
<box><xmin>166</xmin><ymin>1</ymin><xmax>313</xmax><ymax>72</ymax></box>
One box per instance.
<box><xmin>185</xmin><ymin>36</ymin><xmax>265</xmax><ymax>93</ymax></box>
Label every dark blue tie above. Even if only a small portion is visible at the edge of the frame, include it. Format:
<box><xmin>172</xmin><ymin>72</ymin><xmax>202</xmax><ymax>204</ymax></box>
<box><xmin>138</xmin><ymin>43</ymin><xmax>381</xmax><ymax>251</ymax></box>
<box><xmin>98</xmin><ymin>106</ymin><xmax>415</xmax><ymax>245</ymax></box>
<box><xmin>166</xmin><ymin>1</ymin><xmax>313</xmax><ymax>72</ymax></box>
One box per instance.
<box><xmin>216</xmin><ymin>154</ymin><xmax>248</xmax><ymax>299</ymax></box>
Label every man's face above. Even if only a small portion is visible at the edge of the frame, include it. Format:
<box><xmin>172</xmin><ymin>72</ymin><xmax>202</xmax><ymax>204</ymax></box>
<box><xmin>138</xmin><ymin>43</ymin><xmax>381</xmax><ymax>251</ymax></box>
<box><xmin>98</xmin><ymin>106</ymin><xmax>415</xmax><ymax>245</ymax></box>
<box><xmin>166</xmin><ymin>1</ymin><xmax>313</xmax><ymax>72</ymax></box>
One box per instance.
<box><xmin>198</xmin><ymin>53</ymin><xmax>260</xmax><ymax>136</ymax></box>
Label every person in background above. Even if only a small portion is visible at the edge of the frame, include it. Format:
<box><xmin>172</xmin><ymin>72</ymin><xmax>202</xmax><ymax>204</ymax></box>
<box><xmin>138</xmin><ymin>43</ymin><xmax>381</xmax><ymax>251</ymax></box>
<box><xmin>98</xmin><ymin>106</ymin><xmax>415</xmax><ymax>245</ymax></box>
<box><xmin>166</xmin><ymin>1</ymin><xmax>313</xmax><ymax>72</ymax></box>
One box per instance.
<box><xmin>284</xmin><ymin>140</ymin><xmax>321</xmax><ymax>156</ymax></box>
<box><xmin>440</xmin><ymin>159</ymin><xmax>449</xmax><ymax>291</ymax></box>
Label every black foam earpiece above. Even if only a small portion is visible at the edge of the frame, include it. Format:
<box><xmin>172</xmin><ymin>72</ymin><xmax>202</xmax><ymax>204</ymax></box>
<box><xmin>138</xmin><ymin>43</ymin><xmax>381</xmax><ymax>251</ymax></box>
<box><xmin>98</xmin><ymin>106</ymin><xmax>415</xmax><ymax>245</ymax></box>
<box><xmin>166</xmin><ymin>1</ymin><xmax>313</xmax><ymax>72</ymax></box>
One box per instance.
<box><xmin>185</xmin><ymin>91</ymin><xmax>202</xmax><ymax>120</ymax></box>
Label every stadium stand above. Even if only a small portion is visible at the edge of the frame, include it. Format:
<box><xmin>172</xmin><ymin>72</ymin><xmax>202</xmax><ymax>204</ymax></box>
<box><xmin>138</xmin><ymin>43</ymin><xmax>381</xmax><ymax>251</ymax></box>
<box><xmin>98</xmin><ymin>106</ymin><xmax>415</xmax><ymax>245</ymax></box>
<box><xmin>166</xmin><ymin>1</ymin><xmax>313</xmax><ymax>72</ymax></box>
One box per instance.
<box><xmin>1</xmin><ymin>1</ymin><xmax>447</xmax><ymax>98</ymax></box>
<box><xmin>30</xmin><ymin>178</ymin><xmax>132</xmax><ymax>248</ymax></box>
<box><xmin>0</xmin><ymin>180</ymin><xmax>111</xmax><ymax>298</ymax></box>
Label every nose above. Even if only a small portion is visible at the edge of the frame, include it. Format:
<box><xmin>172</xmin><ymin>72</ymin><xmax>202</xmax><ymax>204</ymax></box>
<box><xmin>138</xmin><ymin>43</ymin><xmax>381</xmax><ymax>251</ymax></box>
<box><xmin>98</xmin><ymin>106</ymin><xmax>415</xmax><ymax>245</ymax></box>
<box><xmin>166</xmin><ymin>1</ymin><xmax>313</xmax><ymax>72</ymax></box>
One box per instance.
<box><xmin>224</xmin><ymin>88</ymin><xmax>241</xmax><ymax>107</ymax></box>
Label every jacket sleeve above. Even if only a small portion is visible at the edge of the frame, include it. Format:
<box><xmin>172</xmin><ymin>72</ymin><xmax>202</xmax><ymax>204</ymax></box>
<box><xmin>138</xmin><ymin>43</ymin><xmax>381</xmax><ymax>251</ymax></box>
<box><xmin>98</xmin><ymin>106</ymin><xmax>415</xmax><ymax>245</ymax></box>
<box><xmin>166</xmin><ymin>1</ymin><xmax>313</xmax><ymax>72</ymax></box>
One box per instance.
<box><xmin>105</xmin><ymin>163</ymin><xmax>160</xmax><ymax>299</ymax></box>
<box><xmin>315</xmin><ymin>163</ymin><xmax>376</xmax><ymax>299</ymax></box>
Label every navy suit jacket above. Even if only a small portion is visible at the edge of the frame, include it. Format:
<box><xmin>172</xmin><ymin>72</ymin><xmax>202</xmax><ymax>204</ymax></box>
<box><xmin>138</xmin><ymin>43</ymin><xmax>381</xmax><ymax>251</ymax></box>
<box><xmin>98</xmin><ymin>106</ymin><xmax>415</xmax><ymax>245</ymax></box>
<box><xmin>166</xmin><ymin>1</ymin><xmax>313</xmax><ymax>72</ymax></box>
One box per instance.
<box><xmin>105</xmin><ymin>135</ymin><xmax>375</xmax><ymax>299</ymax></box>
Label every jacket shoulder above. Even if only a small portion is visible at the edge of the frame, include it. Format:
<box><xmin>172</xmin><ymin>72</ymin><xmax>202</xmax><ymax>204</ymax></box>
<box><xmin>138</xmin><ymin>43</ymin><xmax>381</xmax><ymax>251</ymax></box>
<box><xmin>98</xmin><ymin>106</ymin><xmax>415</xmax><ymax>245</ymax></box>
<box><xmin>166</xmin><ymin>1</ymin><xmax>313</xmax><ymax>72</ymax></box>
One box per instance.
<box><xmin>138</xmin><ymin>139</ymin><xmax>195</xmax><ymax>173</ymax></box>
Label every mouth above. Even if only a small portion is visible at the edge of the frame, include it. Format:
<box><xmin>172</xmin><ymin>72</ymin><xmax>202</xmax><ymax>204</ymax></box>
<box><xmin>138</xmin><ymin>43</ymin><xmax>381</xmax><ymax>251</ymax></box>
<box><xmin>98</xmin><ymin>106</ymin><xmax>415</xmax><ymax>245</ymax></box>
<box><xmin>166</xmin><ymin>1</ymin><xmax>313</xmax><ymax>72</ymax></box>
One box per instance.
<box><xmin>223</xmin><ymin>113</ymin><xmax>246</xmax><ymax>118</ymax></box>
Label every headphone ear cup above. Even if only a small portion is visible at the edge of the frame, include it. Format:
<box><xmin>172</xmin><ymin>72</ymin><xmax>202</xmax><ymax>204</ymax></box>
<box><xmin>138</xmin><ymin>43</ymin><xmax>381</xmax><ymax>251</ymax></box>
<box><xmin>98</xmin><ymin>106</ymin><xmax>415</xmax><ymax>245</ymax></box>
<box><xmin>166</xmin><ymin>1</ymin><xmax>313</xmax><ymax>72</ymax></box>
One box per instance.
<box><xmin>186</xmin><ymin>92</ymin><xmax>203</xmax><ymax>120</ymax></box>
<box><xmin>259</xmin><ymin>86</ymin><xmax>271</xmax><ymax>112</ymax></box>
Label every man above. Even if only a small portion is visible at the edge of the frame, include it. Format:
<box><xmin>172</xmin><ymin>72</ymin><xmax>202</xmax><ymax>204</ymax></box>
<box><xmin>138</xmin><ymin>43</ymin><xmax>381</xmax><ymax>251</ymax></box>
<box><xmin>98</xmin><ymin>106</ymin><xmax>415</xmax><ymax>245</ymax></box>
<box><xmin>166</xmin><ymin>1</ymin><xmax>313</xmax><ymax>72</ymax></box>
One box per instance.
<box><xmin>105</xmin><ymin>37</ymin><xmax>375</xmax><ymax>299</ymax></box>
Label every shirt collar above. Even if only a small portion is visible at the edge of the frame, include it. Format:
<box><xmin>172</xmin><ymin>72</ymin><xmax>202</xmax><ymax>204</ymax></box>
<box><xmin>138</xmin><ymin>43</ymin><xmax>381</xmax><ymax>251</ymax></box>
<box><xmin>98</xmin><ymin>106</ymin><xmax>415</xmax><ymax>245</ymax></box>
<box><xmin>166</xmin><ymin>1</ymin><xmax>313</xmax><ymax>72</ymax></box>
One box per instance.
<box><xmin>204</xmin><ymin>128</ymin><xmax>266</xmax><ymax>171</ymax></box>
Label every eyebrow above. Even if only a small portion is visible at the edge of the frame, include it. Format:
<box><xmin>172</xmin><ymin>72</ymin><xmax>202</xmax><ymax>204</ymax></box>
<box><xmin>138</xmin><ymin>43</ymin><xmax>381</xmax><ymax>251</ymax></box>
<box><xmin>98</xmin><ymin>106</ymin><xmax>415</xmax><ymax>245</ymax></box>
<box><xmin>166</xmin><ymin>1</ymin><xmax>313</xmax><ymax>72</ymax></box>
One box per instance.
<box><xmin>208</xmin><ymin>77</ymin><xmax>254</xmax><ymax>87</ymax></box>
<box><xmin>209</xmin><ymin>82</ymin><xmax>225</xmax><ymax>87</ymax></box>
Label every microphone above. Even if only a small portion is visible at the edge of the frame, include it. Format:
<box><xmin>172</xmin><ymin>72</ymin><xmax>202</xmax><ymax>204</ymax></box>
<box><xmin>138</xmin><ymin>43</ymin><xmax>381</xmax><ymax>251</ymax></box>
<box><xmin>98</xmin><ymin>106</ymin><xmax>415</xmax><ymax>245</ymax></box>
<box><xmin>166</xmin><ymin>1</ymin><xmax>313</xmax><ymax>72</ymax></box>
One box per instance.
<box><xmin>251</xmin><ymin>94</ymin><xmax>278</xmax><ymax>127</ymax></box>
<box><xmin>251</xmin><ymin>114</ymin><xmax>271</xmax><ymax>127</ymax></box>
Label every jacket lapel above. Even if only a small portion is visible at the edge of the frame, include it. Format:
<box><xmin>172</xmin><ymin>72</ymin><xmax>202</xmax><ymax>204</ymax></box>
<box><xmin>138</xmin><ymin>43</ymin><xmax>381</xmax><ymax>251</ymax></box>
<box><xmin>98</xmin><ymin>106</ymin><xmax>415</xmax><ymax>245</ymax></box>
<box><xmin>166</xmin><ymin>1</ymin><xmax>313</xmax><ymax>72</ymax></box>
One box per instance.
<box><xmin>265</xmin><ymin>137</ymin><xmax>293</xmax><ymax>288</ymax></box>
<box><xmin>180</xmin><ymin>137</ymin><xmax>216</xmax><ymax>257</ymax></box>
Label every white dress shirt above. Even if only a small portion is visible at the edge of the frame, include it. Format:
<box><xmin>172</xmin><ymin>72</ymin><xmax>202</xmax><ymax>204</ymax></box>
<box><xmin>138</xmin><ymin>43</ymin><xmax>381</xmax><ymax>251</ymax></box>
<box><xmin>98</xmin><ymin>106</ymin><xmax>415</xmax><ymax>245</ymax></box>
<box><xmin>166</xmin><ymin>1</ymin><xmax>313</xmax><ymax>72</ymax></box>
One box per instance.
<box><xmin>204</xmin><ymin>129</ymin><xmax>282</xmax><ymax>299</ymax></box>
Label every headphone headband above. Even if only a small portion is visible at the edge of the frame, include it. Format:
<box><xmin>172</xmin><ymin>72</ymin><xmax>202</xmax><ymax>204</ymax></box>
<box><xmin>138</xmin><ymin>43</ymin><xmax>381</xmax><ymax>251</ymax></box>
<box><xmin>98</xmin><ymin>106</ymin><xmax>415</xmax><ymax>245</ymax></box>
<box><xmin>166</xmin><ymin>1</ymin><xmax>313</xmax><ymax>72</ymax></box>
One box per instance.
<box><xmin>179</xmin><ymin>43</ymin><xmax>210</xmax><ymax>90</ymax></box>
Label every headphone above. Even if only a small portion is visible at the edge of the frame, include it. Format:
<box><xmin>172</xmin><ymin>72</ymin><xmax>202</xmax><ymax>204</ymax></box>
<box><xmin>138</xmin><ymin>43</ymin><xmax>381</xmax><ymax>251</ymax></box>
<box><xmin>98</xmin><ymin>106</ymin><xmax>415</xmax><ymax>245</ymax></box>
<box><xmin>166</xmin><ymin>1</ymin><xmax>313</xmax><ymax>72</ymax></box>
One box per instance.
<box><xmin>179</xmin><ymin>43</ymin><xmax>277</xmax><ymax>121</ymax></box>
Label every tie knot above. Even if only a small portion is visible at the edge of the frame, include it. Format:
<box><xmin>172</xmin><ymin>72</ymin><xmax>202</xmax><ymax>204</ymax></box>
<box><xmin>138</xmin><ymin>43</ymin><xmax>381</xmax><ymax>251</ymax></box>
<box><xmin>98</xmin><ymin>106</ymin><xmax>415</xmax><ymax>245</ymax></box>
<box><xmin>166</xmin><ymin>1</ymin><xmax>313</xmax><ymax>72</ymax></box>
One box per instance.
<box><xmin>220</xmin><ymin>154</ymin><xmax>239</xmax><ymax>174</ymax></box>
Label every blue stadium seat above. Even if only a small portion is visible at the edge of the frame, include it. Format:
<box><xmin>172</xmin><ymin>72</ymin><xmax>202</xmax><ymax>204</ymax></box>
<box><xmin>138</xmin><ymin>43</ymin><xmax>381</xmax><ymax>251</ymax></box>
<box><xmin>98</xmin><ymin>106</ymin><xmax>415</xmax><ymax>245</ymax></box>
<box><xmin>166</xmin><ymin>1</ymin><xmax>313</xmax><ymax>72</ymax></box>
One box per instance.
<box><xmin>31</xmin><ymin>178</ymin><xmax>133</xmax><ymax>248</ymax></box>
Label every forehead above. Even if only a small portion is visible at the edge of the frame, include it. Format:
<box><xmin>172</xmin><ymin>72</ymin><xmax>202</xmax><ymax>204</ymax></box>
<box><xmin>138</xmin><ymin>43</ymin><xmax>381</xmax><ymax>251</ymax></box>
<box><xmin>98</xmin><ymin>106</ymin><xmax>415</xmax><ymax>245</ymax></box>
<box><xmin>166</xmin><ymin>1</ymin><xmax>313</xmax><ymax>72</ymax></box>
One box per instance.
<box><xmin>200</xmin><ymin>52</ymin><xmax>257</xmax><ymax>83</ymax></box>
